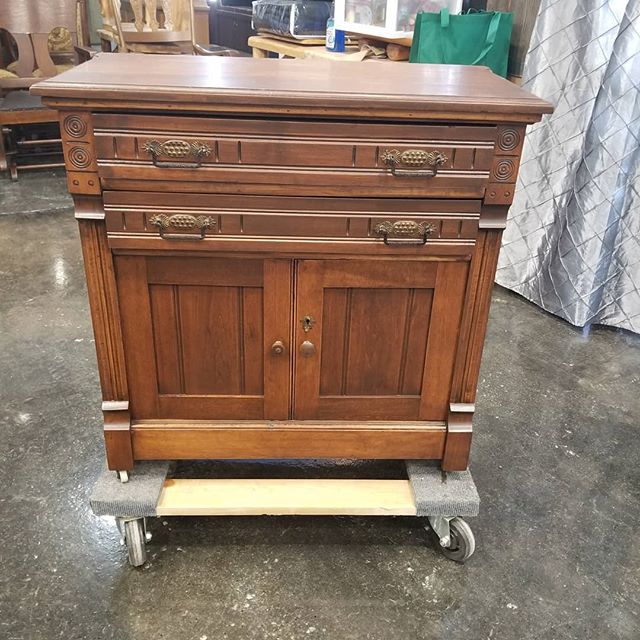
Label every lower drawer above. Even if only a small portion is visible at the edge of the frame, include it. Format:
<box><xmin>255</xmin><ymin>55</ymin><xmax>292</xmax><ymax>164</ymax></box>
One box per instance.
<box><xmin>104</xmin><ymin>192</ymin><xmax>480</xmax><ymax>256</ymax></box>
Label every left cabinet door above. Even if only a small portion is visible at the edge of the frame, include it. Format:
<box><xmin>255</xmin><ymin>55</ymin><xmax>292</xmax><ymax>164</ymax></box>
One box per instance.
<box><xmin>114</xmin><ymin>255</ymin><xmax>292</xmax><ymax>421</ymax></box>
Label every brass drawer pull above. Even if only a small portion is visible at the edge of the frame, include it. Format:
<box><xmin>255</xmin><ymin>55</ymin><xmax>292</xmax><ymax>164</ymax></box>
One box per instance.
<box><xmin>381</xmin><ymin>149</ymin><xmax>447</xmax><ymax>177</ymax></box>
<box><xmin>143</xmin><ymin>139</ymin><xmax>211</xmax><ymax>168</ymax></box>
<box><xmin>375</xmin><ymin>220</ymin><xmax>435</xmax><ymax>246</ymax></box>
<box><xmin>149</xmin><ymin>214</ymin><xmax>215</xmax><ymax>240</ymax></box>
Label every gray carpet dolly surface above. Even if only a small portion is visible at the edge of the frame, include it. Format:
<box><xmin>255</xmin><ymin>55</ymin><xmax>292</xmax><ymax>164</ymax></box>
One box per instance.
<box><xmin>90</xmin><ymin>460</ymin><xmax>480</xmax><ymax>565</ymax></box>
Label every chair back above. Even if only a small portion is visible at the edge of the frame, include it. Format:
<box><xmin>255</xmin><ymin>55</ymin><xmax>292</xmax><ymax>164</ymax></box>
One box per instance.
<box><xmin>110</xmin><ymin>0</ymin><xmax>197</xmax><ymax>53</ymax></box>
<box><xmin>0</xmin><ymin>0</ymin><xmax>83</xmax><ymax>84</ymax></box>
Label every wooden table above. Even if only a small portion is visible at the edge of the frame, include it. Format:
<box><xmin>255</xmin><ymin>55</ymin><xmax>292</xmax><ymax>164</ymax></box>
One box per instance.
<box><xmin>32</xmin><ymin>54</ymin><xmax>552</xmax><ymax>475</ymax></box>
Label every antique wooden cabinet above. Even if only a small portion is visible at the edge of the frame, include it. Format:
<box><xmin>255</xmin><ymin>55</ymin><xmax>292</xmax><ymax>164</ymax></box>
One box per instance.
<box><xmin>33</xmin><ymin>54</ymin><xmax>552</xmax><ymax>474</ymax></box>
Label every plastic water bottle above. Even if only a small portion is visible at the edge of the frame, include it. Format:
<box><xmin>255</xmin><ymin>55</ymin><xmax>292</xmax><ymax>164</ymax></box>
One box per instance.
<box><xmin>326</xmin><ymin>6</ymin><xmax>345</xmax><ymax>52</ymax></box>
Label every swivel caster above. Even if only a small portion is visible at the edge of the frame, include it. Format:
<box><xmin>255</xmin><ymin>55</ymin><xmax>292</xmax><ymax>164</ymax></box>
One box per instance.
<box><xmin>116</xmin><ymin>517</ymin><xmax>148</xmax><ymax>567</ymax></box>
<box><xmin>116</xmin><ymin>470</ymin><xmax>129</xmax><ymax>483</ymax></box>
<box><xmin>427</xmin><ymin>515</ymin><xmax>475</xmax><ymax>563</ymax></box>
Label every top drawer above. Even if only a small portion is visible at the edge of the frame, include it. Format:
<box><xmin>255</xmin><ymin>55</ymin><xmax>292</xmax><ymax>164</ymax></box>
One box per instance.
<box><xmin>93</xmin><ymin>114</ymin><xmax>497</xmax><ymax>198</ymax></box>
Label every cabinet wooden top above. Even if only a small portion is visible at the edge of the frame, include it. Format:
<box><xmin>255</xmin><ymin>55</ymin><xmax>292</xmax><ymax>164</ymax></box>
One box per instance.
<box><xmin>32</xmin><ymin>53</ymin><xmax>553</xmax><ymax>123</ymax></box>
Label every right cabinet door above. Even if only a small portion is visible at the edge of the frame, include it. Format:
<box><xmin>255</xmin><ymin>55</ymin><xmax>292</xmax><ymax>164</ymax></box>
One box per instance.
<box><xmin>294</xmin><ymin>259</ymin><xmax>469</xmax><ymax>421</ymax></box>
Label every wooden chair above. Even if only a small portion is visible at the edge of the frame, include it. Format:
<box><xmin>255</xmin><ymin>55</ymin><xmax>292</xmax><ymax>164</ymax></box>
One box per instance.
<box><xmin>0</xmin><ymin>1</ymin><xmax>91</xmax><ymax>90</ymax></box>
<box><xmin>0</xmin><ymin>0</ymin><xmax>92</xmax><ymax>179</ymax></box>
<box><xmin>108</xmin><ymin>0</ymin><xmax>236</xmax><ymax>55</ymax></box>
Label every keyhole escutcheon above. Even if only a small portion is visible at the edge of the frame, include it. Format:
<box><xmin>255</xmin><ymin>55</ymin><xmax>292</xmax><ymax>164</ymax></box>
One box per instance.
<box><xmin>301</xmin><ymin>315</ymin><xmax>316</xmax><ymax>333</ymax></box>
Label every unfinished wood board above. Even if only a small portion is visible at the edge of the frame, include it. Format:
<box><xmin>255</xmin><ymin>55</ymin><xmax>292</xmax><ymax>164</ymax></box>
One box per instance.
<box><xmin>156</xmin><ymin>478</ymin><xmax>417</xmax><ymax>516</ymax></box>
<box><xmin>248</xmin><ymin>36</ymin><xmax>363</xmax><ymax>61</ymax></box>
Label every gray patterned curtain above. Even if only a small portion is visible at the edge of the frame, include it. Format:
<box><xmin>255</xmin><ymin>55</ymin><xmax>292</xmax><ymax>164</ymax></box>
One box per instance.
<box><xmin>496</xmin><ymin>0</ymin><xmax>640</xmax><ymax>333</ymax></box>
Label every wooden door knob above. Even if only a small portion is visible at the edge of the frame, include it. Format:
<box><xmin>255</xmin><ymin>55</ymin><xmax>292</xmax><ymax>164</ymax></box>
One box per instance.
<box><xmin>271</xmin><ymin>340</ymin><xmax>285</xmax><ymax>355</ymax></box>
<box><xmin>300</xmin><ymin>340</ymin><xmax>316</xmax><ymax>357</ymax></box>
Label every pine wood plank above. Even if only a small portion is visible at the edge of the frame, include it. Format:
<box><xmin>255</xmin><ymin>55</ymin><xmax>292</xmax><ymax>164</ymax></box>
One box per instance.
<box><xmin>156</xmin><ymin>478</ymin><xmax>417</xmax><ymax>516</ymax></box>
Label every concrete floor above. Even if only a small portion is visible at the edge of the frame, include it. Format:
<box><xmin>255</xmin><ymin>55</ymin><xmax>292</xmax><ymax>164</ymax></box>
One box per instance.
<box><xmin>1</xmin><ymin>170</ymin><xmax>639</xmax><ymax>640</ymax></box>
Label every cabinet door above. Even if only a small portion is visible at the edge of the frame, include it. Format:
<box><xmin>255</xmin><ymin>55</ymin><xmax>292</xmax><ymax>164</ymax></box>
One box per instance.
<box><xmin>294</xmin><ymin>259</ymin><xmax>468</xmax><ymax>421</ymax></box>
<box><xmin>115</xmin><ymin>256</ymin><xmax>291</xmax><ymax>420</ymax></box>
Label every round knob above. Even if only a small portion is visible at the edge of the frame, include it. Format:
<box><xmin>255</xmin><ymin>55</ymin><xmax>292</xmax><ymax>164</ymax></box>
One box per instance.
<box><xmin>271</xmin><ymin>340</ymin><xmax>285</xmax><ymax>355</ymax></box>
<box><xmin>300</xmin><ymin>340</ymin><xmax>316</xmax><ymax>357</ymax></box>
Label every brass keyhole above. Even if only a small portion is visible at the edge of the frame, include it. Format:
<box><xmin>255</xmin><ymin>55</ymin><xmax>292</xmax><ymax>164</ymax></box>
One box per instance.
<box><xmin>301</xmin><ymin>315</ymin><xmax>316</xmax><ymax>333</ymax></box>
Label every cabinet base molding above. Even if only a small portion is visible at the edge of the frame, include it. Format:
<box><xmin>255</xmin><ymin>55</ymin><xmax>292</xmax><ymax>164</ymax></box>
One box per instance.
<box><xmin>131</xmin><ymin>421</ymin><xmax>446</xmax><ymax>461</ymax></box>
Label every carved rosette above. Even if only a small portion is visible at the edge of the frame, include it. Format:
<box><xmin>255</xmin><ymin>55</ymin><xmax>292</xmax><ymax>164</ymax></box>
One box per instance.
<box><xmin>492</xmin><ymin>158</ymin><xmax>517</xmax><ymax>182</ymax></box>
<box><xmin>63</xmin><ymin>114</ymin><xmax>88</xmax><ymax>138</ymax></box>
<box><xmin>60</xmin><ymin>111</ymin><xmax>99</xmax><ymax>195</ymax></box>
<box><xmin>68</xmin><ymin>146</ymin><xmax>92</xmax><ymax>169</ymax></box>
<box><xmin>497</xmin><ymin>127</ymin><xmax>521</xmax><ymax>152</ymax></box>
<box><xmin>485</xmin><ymin>126</ymin><xmax>523</xmax><ymax>206</ymax></box>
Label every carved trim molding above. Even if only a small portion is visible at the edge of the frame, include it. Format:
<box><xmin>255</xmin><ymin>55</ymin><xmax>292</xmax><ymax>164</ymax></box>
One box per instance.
<box><xmin>67</xmin><ymin>171</ymin><xmax>100</xmax><ymax>195</ymax></box>
<box><xmin>485</xmin><ymin>183</ymin><xmax>516</xmax><ymax>205</ymax></box>
<box><xmin>102</xmin><ymin>400</ymin><xmax>130</xmax><ymax>412</ymax></box>
<box><xmin>77</xmin><ymin>217</ymin><xmax>129</xmax><ymax>400</ymax></box>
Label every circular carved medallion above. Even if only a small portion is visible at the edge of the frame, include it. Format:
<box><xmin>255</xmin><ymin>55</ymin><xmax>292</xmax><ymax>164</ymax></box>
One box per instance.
<box><xmin>63</xmin><ymin>115</ymin><xmax>87</xmax><ymax>139</ymax></box>
<box><xmin>498</xmin><ymin>128</ymin><xmax>521</xmax><ymax>152</ymax></box>
<box><xmin>493</xmin><ymin>158</ymin><xmax>516</xmax><ymax>182</ymax></box>
<box><xmin>68</xmin><ymin>146</ymin><xmax>92</xmax><ymax>169</ymax></box>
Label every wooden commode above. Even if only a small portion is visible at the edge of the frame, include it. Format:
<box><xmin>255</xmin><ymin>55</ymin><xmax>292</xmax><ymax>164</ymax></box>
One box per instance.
<box><xmin>33</xmin><ymin>54</ymin><xmax>552</xmax><ymax>474</ymax></box>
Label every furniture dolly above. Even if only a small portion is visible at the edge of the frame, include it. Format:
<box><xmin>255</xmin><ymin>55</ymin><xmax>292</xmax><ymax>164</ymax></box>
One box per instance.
<box><xmin>90</xmin><ymin>460</ymin><xmax>480</xmax><ymax>566</ymax></box>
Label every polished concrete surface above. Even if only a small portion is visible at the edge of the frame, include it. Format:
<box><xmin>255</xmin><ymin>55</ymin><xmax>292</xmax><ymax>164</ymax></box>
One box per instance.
<box><xmin>1</xmin><ymin>171</ymin><xmax>639</xmax><ymax>640</ymax></box>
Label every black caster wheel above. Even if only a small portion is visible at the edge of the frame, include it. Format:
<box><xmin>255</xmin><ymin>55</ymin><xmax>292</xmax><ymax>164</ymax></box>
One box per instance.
<box><xmin>438</xmin><ymin>517</ymin><xmax>475</xmax><ymax>563</ymax></box>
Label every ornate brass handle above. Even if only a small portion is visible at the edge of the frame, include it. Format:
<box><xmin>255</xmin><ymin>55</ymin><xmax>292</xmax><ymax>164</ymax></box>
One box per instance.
<box><xmin>149</xmin><ymin>214</ymin><xmax>215</xmax><ymax>240</ymax></box>
<box><xmin>374</xmin><ymin>220</ymin><xmax>435</xmax><ymax>246</ymax></box>
<box><xmin>381</xmin><ymin>149</ymin><xmax>447</xmax><ymax>177</ymax></box>
<box><xmin>143</xmin><ymin>139</ymin><xmax>211</xmax><ymax>168</ymax></box>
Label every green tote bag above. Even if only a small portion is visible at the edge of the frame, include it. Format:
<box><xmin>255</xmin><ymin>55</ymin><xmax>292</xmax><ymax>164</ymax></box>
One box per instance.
<box><xmin>409</xmin><ymin>8</ymin><xmax>513</xmax><ymax>77</ymax></box>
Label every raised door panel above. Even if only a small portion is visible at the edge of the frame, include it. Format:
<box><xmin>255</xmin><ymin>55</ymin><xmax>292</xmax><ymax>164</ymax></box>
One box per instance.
<box><xmin>294</xmin><ymin>260</ymin><xmax>469</xmax><ymax>421</ymax></box>
<box><xmin>115</xmin><ymin>256</ymin><xmax>291</xmax><ymax>421</ymax></box>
